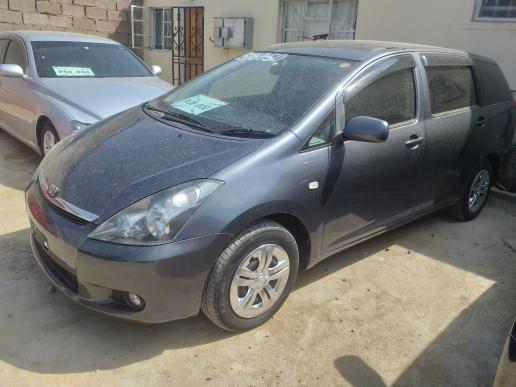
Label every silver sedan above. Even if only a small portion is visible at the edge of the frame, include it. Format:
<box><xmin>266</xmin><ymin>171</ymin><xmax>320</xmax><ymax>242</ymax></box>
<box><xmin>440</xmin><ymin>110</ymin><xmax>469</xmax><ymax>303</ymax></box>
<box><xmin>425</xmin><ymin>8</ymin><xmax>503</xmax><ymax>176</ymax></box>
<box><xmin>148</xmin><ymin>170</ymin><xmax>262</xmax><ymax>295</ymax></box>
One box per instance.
<box><xmin>0</xmin><ymin>31</ymin><xmax>173</xmax><ymax>155</ymax></box>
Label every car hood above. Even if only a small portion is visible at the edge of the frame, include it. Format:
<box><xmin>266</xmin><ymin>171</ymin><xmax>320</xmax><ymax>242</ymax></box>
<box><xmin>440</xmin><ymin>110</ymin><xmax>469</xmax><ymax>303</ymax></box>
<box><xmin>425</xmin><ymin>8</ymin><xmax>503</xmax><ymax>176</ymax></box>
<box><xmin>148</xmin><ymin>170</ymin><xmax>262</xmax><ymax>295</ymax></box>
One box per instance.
<box><xmin>39</xmin><ymin>76</ymin><xmax>173</xmax><ymax>120</ymax></box>
<box><xmin>38</xmin><ymin>107</ymin><xmax>262</xmax><ymax>223</ymax></box>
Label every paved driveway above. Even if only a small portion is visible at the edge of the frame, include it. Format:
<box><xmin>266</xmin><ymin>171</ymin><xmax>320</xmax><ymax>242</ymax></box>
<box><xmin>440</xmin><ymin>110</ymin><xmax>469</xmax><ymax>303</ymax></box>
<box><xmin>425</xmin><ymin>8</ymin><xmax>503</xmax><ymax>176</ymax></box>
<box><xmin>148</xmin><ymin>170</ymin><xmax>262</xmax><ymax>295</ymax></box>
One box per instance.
<box><xmin>1</xmin><ymin>130</ymin><xmax>515</xmax><ymax>386</ymax></box>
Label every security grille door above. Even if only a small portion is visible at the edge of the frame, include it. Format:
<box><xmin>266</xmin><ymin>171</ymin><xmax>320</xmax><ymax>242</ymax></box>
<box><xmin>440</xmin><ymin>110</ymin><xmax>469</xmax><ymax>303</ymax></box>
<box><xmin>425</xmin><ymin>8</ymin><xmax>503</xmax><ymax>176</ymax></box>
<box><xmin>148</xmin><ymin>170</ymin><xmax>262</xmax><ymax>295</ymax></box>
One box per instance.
<box><xmin>172</xmin><ymin>7</ymin><xmax>204</xmax><ymax>85</ymax></box>
<box><xmin>281</xmin><ymin>0</ymin><xmax>358</xmax><ymax>42</ymax></box>
<box><xmin>181</xmin><ymin>7</ymin><xmax>204</xmax><ymax>82</ymax></box>
<box><xmin>131</xmin><ymin>5</ymin><xmax>204</xmax><ymax>85</ymax></box>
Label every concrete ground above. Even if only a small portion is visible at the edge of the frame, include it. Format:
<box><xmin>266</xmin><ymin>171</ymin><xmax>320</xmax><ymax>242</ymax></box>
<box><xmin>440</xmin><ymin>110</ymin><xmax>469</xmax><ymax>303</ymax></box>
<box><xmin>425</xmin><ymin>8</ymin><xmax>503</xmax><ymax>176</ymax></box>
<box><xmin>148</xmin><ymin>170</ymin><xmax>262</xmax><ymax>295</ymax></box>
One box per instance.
<box><xmin>1</xmin><ymin>129</ymin><xmax>516</xmax><ymax>387</ymax></box>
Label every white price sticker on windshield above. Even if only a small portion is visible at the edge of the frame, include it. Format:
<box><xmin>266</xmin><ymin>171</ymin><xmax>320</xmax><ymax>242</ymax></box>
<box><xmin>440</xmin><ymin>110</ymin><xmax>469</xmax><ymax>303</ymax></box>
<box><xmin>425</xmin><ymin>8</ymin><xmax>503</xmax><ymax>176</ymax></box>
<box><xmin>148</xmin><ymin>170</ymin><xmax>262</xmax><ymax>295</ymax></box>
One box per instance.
<box><xmin>235</xmin><ymin>52</ymin><xmax>288</xmax><ymax>63</ymax></box>
<box><xmin>171</xmin><ymin>95</ymin><xmax>228</xmax><ymax>115</ymax></box>
<box><xmin>53</xmin><ymin>66</ymin><xmax>95</xmax><ymax>77</ymax></box>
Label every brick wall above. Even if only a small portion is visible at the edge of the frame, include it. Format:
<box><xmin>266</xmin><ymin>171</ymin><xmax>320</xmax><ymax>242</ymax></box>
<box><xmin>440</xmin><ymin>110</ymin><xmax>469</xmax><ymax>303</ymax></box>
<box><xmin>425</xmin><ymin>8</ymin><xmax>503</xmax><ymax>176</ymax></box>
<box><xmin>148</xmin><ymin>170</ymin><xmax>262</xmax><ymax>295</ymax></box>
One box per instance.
<box><xmin>0</xmin><ymin>0</ymin><xmax>138</xmax><ymax>46</ymax></box>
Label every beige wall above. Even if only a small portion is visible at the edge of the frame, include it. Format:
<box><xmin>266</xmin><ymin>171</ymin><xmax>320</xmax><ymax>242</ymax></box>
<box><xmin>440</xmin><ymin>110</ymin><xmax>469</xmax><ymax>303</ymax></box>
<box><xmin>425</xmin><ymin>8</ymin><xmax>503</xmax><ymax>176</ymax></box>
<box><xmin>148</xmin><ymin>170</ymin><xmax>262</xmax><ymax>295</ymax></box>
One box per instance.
<box><xmin>1</xmin><ymin>0</ymin><xmax>136</xmax><ymax>46</ymax></box>
<box><xmin>355</xmin><ymin>0</ymin><xmax>516</xmax><ymax>90</ymax></box>
<box><xmin>142</xmin><ymin>0</ymin><xmax>281</xmax><ymax>83</ymax></box>
<box><xmin>143</xmin><ymin>0</ymin><xmax>516</xmax><ymax>90</ymax></box>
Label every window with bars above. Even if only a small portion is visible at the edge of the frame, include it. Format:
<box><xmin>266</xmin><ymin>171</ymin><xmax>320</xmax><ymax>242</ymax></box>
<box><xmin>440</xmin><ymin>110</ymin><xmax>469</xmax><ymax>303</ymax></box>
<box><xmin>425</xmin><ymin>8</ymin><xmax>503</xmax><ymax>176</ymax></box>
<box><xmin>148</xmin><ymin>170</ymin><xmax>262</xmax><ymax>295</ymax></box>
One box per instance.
<box><xmin>152</xmin><ymin>8</ymin><xmax>172</xmax><ymax>50</ymax></box>
<box><xmin>281</xmin><ymin>0</ymin><xmax>358</xmax><ymax>42</ymax></box>
<box><xmin>474</xmin><ymin>0</ymin><xmax>516</xmax><ymax>22</ymax></box>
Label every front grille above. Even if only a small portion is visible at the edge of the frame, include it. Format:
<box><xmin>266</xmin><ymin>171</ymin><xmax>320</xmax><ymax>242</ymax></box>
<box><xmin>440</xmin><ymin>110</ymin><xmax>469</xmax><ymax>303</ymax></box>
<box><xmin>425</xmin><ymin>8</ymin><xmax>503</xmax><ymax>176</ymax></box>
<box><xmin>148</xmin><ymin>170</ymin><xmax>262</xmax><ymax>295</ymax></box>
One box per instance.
<box><xmin>46</xmin><ymin>199</ymin><xmax>89</xmax><ymax>225</ymax></box>
<box><xmin>34</xmin><ymin>238</ymin><xmax>78</xmax><ymax>294</ymax></box>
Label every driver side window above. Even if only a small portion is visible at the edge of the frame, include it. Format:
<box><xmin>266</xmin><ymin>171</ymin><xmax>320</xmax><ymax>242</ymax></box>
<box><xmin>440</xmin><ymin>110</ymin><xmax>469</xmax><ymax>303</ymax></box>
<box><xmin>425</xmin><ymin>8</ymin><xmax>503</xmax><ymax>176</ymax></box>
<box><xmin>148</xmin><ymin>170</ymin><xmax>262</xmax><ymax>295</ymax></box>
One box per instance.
<box><xmin>0</xmin><ymin>39</ymin><xmax>8</xmax><ymax>63</ymax></box>
<box><xmin>346</xmin><ymin>68</ymin><xmax>416</xmax><ymax>126</ymax></box>
<box><xmin>4</xmin><ymin>39</ymin><xmax>27</xmax><ymax>71</ymax></box>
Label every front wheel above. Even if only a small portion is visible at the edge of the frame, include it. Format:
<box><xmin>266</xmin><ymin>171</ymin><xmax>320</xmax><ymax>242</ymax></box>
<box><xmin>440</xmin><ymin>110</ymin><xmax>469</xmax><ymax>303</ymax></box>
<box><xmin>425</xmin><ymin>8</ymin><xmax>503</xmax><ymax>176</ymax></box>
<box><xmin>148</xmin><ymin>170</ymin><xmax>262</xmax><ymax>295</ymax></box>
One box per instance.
<box><xmin>201</xmin><ymin>220</ymin><xmax>299</xmax><ymax>331</ymax></box>
<box><xmin>448</xmin><ymin>160</ymin><xmax>492</xmax><ymax>221</ymax></box>
<box><xmin>38</xmin><ymin>121</ymin><xmax>59</xmax><ymax>156</ymax></box>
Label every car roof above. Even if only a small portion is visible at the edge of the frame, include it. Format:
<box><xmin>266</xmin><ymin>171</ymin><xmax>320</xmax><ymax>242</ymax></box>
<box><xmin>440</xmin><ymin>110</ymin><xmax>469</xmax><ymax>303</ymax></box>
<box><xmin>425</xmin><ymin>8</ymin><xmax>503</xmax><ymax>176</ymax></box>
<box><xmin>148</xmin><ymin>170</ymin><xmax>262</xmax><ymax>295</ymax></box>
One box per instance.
<box><xmin>0</xmin><ymin>30</ymin><xmax>119</xmax><ymax>45</ymax></box>
<box><xmin>265</xmin><ymin>40</ymin><xmax>467</xmax><ymax>61</ymax></box>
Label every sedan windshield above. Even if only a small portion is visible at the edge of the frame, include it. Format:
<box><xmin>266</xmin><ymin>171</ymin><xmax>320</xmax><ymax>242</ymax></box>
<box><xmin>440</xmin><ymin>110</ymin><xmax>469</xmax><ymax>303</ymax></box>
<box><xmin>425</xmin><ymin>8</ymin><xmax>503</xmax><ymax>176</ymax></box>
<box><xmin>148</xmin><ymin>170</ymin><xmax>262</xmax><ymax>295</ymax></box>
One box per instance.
<box><xmin>153</xmin><ymin>52</ymin><xmax>357</xmax><ymax>137</ymax></box>
<box><xmin>32</xmin><ymin>41</ymin><xmax>153</xmax><ymax>78</ymax></box>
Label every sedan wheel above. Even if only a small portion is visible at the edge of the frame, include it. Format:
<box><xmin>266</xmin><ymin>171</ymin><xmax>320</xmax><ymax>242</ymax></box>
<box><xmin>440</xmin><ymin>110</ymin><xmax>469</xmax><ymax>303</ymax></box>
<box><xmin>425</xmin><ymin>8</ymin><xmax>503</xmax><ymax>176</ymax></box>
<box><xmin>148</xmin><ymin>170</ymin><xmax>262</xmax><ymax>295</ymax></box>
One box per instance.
<box><xmin>42</xmin><ymin>130</ymin><xmax>57</xmax><ymax>155</ymax></box>
<box><xmin>38</xmin><ymin>121</ymin><xmax>59</xmax><ymax>156</ymax></box>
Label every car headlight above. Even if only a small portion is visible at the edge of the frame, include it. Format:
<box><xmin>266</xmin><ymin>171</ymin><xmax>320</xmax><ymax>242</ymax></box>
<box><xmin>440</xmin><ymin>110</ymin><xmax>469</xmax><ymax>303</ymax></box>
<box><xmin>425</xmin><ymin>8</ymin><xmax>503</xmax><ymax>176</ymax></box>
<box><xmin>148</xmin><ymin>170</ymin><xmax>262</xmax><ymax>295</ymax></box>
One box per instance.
<box><xmin>70</xmin><ymin>120</ymin><xmax>91</xmax><ymax>131</ymax></box>
<box><xmin>88</xmin><ymin>179</ymin><xmax>223</xmax><ymax>245</ymax></box>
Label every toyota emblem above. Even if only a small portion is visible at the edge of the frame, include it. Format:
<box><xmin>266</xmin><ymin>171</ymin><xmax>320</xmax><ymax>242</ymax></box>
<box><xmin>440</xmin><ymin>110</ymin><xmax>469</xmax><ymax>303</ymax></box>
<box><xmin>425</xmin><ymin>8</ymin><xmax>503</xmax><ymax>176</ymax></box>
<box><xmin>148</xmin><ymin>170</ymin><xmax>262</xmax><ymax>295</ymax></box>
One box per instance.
<box><xmin>46</xmin><ymin>184</ymin><xmax>60</xmax><ymax>198</ymax></box>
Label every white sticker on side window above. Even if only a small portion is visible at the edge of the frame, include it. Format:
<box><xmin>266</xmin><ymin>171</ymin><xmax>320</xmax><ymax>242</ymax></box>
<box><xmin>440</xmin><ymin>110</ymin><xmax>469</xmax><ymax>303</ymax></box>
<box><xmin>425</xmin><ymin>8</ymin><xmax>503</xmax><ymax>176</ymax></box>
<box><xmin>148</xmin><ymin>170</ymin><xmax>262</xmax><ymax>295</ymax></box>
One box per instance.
<box><xmin>235</xmin><ymin>52</ymin><xmax>288</xmax><ymax>63</ymax></box>
<box><xmin>171</xmin><ymin>95</ymin><xmax>228</xmax><ymax>115</ymax></box>
<box><xmin>52</xmin><ymin>66</ymin><xmax>95</xmax><ymax>77</ymax></box>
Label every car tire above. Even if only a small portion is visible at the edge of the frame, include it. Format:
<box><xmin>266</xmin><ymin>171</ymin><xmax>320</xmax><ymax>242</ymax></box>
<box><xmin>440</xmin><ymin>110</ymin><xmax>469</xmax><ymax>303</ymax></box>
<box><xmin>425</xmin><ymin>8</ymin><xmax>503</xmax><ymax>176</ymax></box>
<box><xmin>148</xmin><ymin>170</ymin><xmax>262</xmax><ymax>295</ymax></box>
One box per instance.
<box><xmin>38</xmin><ymin>121</ymin><xmax>59</xmax><ymax>156</ymax></box>
<box><xmin>447</xmin><ymin>159</ymin><xmax>492</xmax><ymax>221</ymax></box>
<box><xmin>201</xmin><ymin>220</ymin><xmax>299</xmax><ymax>331</ymax></box>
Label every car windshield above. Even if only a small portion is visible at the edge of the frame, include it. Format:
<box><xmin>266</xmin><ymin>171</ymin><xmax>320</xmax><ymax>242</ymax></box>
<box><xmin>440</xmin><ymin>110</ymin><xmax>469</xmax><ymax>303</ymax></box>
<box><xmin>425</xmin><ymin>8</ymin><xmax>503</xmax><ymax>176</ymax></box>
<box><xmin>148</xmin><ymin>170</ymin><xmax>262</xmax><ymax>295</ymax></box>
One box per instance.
<box><xmin>153</xmin><ymin>52</ymin><xmax>357</xmax><ymax>137</ymax></box>
<box><xmin>31</xmin><ymin>41</ymin><xmax>153</xmax><ymax>78</ymax></box>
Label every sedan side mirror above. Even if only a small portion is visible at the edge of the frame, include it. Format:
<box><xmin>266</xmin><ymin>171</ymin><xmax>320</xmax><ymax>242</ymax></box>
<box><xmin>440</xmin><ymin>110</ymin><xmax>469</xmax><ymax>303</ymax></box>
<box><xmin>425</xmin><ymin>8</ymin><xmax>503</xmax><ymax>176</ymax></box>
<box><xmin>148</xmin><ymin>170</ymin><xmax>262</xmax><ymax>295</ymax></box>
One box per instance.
<box><xmin>151</xmin><ymin>65</ymin><xmax>162</xmax><ymax>76</ymax></box>
<box><xmin>341</xmin><ymin>116</ymin><xmax>389</xmax><ymax>143</ymax></box>
<box><xmin>0</xmin><ymin>64</ymin><xmax>24</xmax><ymax>78</ymax></box>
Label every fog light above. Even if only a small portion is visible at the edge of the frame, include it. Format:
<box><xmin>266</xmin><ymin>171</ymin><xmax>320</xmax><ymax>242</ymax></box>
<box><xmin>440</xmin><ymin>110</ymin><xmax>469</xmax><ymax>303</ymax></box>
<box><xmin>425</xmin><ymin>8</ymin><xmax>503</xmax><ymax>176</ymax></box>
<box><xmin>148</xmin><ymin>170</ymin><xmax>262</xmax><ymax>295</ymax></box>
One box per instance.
<box><xmin>127</xmin><ymin>292</ymin><xmax>144</xmax><ymax>308</ymax></box>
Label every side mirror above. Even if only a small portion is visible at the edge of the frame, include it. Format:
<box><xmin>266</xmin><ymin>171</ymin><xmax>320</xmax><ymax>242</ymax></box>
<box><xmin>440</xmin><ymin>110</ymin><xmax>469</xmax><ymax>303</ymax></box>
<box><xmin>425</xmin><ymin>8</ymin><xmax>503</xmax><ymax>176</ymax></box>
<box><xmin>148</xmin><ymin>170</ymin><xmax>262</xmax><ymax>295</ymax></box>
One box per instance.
<box><xmin>341</xmin><ymin>116</ymin><xmax>389</xmax><ymax>143</ymax></box>
<box><xmin>151</xmin><ymin>65</ymin><xmax>162</xmax><ymax>76</ymax></box>
<box><xmin>0</xmin><ymin>64</ymin><xmax>24</xmax><ymax>78</ymax></box>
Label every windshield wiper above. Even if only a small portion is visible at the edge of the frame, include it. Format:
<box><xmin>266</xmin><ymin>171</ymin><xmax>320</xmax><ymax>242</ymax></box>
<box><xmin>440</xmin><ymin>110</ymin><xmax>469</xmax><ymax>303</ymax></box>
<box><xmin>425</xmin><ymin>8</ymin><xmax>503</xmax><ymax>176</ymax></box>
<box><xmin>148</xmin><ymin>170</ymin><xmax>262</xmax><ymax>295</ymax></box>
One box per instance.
<box><xmin>221</xmin><ymin>128</ymin><xmax>276</xmax><ymax>138</ymax></box>
<box><xmin>144</xmin><ymin>104</ymin><xmax>213</xmax><ymax>133</ymax></box>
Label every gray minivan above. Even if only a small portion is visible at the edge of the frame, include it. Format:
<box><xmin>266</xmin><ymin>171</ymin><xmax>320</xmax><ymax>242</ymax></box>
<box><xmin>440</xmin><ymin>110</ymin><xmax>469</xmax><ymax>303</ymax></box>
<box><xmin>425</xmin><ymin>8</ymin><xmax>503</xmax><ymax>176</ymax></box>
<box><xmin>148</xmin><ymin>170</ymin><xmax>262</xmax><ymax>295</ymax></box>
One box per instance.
<box><xmin>26</xmin><ymin>41</ymin><xmax>515</xmax><ymax>331</ymax></box>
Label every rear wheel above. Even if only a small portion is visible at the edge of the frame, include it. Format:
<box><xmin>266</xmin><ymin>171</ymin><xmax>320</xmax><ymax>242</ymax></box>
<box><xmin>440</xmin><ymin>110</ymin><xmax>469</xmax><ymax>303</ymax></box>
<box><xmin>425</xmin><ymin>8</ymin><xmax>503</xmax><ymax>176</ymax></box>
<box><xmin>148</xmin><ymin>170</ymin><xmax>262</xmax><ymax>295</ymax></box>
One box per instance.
<box><xmin>201</xmin><ymin>220</ymin><xmax>299</xmax><ymax>331</ymax></box>
<box><xmin>38</xmin><ymin>121</ymin><xmax>59</xmax><ymax>156</ymax></box>
<box><xmin>448</xmin><ymin>160</ymin><xmax>492</xmax><ymax>221</ymax></box>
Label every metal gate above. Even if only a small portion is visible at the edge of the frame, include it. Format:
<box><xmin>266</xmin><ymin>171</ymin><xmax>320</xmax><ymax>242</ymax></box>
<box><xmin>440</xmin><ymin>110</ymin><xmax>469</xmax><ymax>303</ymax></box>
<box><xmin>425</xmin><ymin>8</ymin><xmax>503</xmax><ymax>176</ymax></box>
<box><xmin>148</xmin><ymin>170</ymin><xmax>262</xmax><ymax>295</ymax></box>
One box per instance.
<box><xmin>280</xmin><ymin>0</ymin><xmax>358</xmax><ymax>42</ymax></box>
<box><xmin>131</xmin><ymin>5</ymin><xmax>204</xmax><ymax>85</ymax></box>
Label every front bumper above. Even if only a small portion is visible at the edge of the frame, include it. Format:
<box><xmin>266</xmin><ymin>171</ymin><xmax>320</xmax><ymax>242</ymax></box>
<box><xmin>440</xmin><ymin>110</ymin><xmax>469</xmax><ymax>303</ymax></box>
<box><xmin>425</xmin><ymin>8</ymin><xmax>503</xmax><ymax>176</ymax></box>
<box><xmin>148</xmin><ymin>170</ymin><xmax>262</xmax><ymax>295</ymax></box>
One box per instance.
<box><xmin>26</xmin><ymin>181</ymin><xmax>232</xmax><ymax>323</ymax></box>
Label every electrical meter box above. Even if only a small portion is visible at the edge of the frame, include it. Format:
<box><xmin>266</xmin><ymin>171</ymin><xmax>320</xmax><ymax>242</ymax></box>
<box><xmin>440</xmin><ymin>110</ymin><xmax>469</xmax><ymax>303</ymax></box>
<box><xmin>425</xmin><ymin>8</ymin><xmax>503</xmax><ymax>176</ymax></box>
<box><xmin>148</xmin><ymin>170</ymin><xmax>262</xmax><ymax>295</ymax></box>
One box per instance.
<box><xmin>213</xmin><ymin>17</ymin><xmax>253</xmax><ymax>49</ymax></box>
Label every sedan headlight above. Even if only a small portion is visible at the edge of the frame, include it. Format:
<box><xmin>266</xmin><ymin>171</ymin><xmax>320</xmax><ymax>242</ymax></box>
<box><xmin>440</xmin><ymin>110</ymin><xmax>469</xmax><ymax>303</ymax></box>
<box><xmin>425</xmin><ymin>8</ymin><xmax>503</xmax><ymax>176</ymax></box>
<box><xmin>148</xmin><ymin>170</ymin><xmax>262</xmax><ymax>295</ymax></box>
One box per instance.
<box><xmin>89</xmin><ymin>179</ymin><xmax>223</xmax><ymax>245</ymax></box>
<box><xmin>70</xmin><ymin>120</ymin><xmax>91</xmax><ymax>131</ymax></box>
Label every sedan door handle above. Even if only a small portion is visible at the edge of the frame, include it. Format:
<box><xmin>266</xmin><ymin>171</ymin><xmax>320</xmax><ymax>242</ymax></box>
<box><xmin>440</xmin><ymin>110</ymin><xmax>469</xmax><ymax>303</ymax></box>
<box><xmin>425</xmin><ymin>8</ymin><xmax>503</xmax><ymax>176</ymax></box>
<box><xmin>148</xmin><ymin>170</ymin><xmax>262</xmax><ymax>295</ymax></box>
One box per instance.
<box><xmin>405</xmin><ymin>136</ymin><xmax>424</xmax><ymax>148</ymax></box>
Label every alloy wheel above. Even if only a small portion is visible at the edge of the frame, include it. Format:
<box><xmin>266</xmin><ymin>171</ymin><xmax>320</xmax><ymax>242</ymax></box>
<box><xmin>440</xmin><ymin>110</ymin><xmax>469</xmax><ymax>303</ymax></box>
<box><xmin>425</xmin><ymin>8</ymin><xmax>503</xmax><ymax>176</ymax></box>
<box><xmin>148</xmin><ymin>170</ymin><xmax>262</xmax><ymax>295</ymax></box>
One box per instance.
<box><xmin>468</xmin><ymin>169</ymin><xmax>490</xmax><ymax>212</ymax></box>
<box><xmin>230</xmin><ymin>244</ymin><xmax>290</xmax><ymax>318</ymax></box>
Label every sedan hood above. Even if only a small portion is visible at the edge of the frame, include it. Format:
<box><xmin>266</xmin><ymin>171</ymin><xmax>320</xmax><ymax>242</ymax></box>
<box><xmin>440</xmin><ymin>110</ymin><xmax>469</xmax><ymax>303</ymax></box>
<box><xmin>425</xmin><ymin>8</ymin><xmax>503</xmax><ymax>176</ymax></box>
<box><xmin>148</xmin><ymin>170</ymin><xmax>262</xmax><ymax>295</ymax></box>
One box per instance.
<box><xmin>39</xmin><ymin>76</ymin><xmax>173</xmax><ymax>120</ymax></box>
<box><xmin>38</xmin><ymin>107</ymin><xmax>262</xmax><ymax>223</ymax></box>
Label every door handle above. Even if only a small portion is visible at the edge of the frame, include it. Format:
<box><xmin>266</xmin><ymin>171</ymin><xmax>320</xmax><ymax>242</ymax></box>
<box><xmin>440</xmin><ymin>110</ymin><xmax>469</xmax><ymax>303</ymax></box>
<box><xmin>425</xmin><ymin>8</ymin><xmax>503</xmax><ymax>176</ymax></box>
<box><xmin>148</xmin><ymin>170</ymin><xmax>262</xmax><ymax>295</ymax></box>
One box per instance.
<box><xmin>405</xmin><ymin>136</ymin><xmax>424</xmax><ymax>148</ymax></box>
<box><xmin>475</xmin><ymin>117</ymin><xmax>487</xmax><ymax>128</ymax></box>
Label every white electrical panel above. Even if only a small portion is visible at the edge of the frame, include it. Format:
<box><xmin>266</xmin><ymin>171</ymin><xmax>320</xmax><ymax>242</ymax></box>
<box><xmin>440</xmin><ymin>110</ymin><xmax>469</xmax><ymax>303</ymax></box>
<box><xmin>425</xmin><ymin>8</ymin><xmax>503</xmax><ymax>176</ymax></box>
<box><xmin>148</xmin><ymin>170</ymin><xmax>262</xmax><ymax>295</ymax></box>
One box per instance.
<box><xmin>213</xmin><ymin>17</ymin><xmax>253</xmax><ymax>49</ymax></box>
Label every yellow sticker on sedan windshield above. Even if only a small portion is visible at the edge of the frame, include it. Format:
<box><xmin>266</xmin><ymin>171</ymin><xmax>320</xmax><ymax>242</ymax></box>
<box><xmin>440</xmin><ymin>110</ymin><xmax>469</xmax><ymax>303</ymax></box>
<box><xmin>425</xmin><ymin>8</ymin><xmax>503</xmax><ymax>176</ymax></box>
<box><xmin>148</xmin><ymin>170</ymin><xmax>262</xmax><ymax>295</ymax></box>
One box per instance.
<box><xmin>53</xmin><ymin>66</ymin><xmax>95</xmax><ymax>77</ymax></box>
<box><xmin>171</xmin><ymin>95</ymin><xmax>228</xmax><ymax>115</ymax></box>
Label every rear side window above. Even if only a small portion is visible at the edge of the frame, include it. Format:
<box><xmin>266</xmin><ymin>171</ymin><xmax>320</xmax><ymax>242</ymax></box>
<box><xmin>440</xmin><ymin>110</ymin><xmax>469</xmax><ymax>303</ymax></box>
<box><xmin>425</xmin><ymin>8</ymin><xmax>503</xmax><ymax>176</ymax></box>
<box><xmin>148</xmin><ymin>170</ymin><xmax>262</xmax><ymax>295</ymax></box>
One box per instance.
<box><xmin>426</xmin><ymin>66</ymin><xmax>476</xmax><ymax>114</ymax></box>
<box><xmin>0</xmin><ymin>39</ymin><xmax>8</xmax><ymax>63</ymax></box>
<box><xmin>473</xmin><ymin>60</ymin><xmax>512</xmax><ymax>105</ymax></box>
<box><xmin>346</xmin><ymin>69</ymin><xmax>416</xmax><ymax>126</ymax></box>
<box><xmin>4</xmin><ymin>39</ymin><xmax>27</xmax><ymax>70</ymax></box>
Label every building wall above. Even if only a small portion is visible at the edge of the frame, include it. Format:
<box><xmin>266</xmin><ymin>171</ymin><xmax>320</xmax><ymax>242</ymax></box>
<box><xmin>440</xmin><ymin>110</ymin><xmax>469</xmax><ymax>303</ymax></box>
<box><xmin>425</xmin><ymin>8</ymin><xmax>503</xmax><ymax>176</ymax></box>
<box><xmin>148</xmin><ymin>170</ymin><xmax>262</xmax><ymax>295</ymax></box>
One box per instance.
<box><xmin>355</xmin><ymin>0</ymin><xmax>516</xmax><ymax>90</ymax></box>
<box><xmin>142</xmin><ymin>0</ymin><xmax>281</xmax><ymax>83</ymax></box>
<box><xmin>142</xmin><ymin>0</ymin><xmax>516</xmax><ymax>90</ymax></box>
<box><xmin>0</xmin><ymin>0</ymin><xmax>136</xmax><ymax>46</ymax></box>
